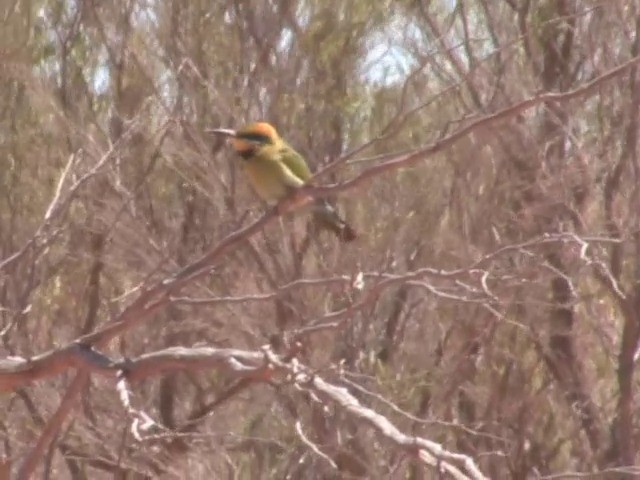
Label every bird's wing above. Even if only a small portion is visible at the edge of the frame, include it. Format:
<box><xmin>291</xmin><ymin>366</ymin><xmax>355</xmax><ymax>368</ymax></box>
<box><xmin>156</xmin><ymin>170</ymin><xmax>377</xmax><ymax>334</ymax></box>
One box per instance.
<box><xmin>274</xmin><ymin>158</ymin><xmax>306</xmax><ymax>190</ymax></box>
<box><xmin>278</xmin><ymin>143</ymin><xmax>313</xmax><ymax>182</ymax></box>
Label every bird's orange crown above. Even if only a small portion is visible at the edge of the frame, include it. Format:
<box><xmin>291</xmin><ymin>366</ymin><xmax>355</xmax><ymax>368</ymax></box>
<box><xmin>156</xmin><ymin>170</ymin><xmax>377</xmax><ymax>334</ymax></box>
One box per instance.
<box><xmin>232</xmin><ymin>122</ymin><xmax>280</xmax><ymax>154</ymax></box>
<box><xmin>238</xmin><ymin>122</ymin><xmax>279</xmax><ymax>140</ymax></box>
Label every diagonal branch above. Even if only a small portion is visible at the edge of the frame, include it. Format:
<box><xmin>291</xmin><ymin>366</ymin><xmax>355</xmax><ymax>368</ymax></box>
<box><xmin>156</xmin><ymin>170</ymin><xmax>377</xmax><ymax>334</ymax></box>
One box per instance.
<box><xmin>310</xmin><ymin>55</ymin><xmax>640</xmax><ymax>193</ymax></box>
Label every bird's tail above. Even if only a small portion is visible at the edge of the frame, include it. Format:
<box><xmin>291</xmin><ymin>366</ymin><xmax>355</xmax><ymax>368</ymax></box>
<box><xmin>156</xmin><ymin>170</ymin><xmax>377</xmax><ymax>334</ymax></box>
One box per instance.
<box><xmin>312</xmin><ymin>200</ymin><xmax>357</xmax><ymax>243</ymax></box>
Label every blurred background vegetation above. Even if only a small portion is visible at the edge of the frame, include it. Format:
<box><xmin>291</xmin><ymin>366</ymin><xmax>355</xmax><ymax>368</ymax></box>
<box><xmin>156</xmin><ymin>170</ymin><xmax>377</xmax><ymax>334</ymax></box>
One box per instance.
<box><xmin>2</xmin><ymin>0</ymin><xmax>640</xmax><ymax>478</ymax></box>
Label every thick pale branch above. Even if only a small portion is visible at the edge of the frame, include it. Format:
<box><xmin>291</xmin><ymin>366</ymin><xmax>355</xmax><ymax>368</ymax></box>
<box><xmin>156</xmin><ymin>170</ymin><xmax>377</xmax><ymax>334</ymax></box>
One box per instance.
<box><xmin>0</xmin><ymin>345</ymin><xmax>102</xmax><ymax>392</ymax></box>
<box><xmin>0</xmin><ymin>346</ymin><xmax>265</xmax><ymax>392</ymax></box>
<box><xmin>309</xmin><ymin>375</ymin><xmax>486</xmax><ymax>480</ymax></box>
<box><xmin>263</xmin><ymin>350</ymin><xmax>487</xmax><ymax>480</ymax></box>
<box><xmin>116</xmin><ymin>347</ymin><xmax>266</xmax><ymax>383</ymax></box>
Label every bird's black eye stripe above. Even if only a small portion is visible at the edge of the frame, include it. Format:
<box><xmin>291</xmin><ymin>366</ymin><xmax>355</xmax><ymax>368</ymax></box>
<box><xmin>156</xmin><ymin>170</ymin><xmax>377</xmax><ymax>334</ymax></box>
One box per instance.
<box><xmin>238</xmin><ymin>133</ymin><xmax>273</xmax><ymax>144</ymax></box>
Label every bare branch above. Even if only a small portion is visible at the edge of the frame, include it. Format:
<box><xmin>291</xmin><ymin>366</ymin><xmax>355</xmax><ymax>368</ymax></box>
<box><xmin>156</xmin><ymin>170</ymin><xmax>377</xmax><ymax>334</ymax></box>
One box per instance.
<box><xmin>311</xmin><ymin>55</ymin><xmax>640</xmax><ymax>193</ymax></box>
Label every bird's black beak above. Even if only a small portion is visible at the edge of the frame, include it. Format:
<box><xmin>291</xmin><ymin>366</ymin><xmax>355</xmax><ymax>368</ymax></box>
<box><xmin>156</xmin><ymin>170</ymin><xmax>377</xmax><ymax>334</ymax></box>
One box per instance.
<box><xmin>206</xmin><ymin>128</ymin><xmax>237</xmax><ymax>138</ymax></box>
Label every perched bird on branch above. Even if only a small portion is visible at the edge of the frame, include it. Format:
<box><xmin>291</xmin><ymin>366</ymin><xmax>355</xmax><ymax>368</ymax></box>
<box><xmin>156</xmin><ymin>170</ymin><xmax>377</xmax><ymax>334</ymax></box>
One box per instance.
<box><xmin>208</xmin><ymin>122</ymin><xmax>357</xmax><ymax>242</ymax></box>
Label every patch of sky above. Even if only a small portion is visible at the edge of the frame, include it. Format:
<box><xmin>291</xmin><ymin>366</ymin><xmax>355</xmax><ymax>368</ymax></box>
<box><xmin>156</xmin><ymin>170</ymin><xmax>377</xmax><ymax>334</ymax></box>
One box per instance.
<box><xmin>360</xmin><ymin>17</ymin><xmax>423</xmax><ymax>86</ymax></box>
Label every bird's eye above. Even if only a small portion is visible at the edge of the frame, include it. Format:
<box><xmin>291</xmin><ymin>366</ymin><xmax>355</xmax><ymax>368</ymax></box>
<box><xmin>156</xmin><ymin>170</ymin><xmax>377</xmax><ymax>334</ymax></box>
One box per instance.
<box><xmin>239</xmin><ymin>133</ymin><xmax>272</xmax><ymax>144</ymax></box>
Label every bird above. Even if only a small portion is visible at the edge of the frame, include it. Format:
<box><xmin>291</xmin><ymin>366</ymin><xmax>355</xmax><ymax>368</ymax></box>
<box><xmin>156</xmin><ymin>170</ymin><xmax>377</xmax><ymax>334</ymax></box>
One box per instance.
<box><xmin>208</xmin><ymin>122</ymin><xmax>357</xmax><ymax>242</ymax></box>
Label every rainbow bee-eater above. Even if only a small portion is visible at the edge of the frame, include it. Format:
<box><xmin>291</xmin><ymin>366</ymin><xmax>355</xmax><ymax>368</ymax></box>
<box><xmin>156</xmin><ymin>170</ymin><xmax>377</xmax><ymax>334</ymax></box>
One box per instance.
<box><xmin>209</xmin><ymin>122</ymin><xmax>356</xmax><ymax>242</ymax></box>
